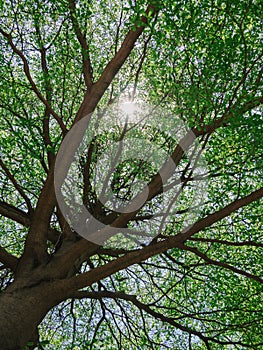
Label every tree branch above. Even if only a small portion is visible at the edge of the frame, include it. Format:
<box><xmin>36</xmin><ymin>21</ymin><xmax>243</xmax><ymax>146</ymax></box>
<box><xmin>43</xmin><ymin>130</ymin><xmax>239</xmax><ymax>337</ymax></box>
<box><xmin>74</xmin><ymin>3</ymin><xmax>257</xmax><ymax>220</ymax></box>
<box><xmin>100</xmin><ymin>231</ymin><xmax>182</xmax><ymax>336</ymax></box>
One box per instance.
<box><xmin>20</xmin><ymin>169</ymin><xmax>57</xmax><ymax>265</ymax></box>
<box><xmin>0</xmin><ymin>159</ymin><xmax>33</xmax><ymax>213</ymax></box>
<box><xmin>189</xmin><ymin>237</ymin><xmax>263</xmax><ymax>248</ymax></box>
<box><xmin>0</xmin><ymin>28</ymin><xmax>67</xmax><ymax>135</ymax></box>
<box><xmin>176</xmin><ymin>186</ymin><xmax>263</xmax><ymax>243</ymax></box>
<box><xmin>131</xmin><ymin>31</ymin><xmax>153</xmax><ymax>101</ymax></box>
<box><xmin>72</xmin><ymin>93</ymin><xmax>263</xmax><ymax>241</ymax></box>
<box><xmin>68</xmin><ymin>0</ymin><xmax>93</xmax><ymax>89</ymax></box>
<box><xmin>34</xmin><ymin>17</ymin><xmax>55</xmax><ymax>167</ymax></box>
<box><xmin>62</xmin><ymin>187</ymin><xmax>263</xmax><ymax>291</ymax></box>
<box><xmin>0</xmin><ymin>200</ymin><xmax>60</xmax><ymax>244</ymax></box>
<box><xmin>74</xmin><ymin>3</ymin><xmax>159</xmax><ymax>122</ymax></box>
<box><xmin>71</xmin><ymin>289</ymin><xmax>260</xmax><ymax>348</ymax></box>
<box><xmin>193</xmin><ymin>95</ymin><xmax>263</xmax><ymax>136</ymax></box>
<box><xmin>0</xmin><ymin>200</ymin><xmax>30</xmax><ymax>227</ymax></box>
<box><xmin>177</xmin><ymin>243</ymin><xmax>263</xmax><ymax>284</ymax></box>
<box><xmin>70</xmin><ymin>290</ymin><xmax>211</xmax><ymax>348</ymax></box>
<box><xmin>0</xmin><ymin>246</ymin><xmax>18</xmax><ymax>271</ymax></box>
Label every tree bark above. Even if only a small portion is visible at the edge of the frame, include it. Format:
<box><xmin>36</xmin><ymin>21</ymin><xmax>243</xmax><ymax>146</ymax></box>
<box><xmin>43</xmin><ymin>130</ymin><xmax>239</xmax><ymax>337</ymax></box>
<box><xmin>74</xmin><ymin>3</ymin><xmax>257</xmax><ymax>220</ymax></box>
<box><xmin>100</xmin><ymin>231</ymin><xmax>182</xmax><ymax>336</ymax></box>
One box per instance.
<box><xmin>0</xmin><ymin>280</ymin><xmax>65</xmax><ymax>350</ymax></box>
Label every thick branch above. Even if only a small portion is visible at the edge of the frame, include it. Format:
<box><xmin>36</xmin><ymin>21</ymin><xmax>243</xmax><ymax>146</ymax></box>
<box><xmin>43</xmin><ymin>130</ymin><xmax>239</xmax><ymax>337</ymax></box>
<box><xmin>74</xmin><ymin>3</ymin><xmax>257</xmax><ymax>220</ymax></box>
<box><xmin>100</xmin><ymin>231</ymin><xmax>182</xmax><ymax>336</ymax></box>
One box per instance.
<box><xmin>0</xmin><ymin>201</ymin><xmax>60</xmax><ymax>244</ymax></box>
<box><xmin>176</xmin><ymin>186</ymin><xmax>263</xmax><ymax>243</ymax></box>
<box><xmin>62</xmin><ymin>187</ymin><xmax>263</xmax><ymax>291</ymax></box>
<box><xmin>0</xmin><ymin>201</ymin><xmax>30</xmax><ymax>227</ymax></box>
<box><xmin>0</xmin><ymin>246</ymin><xmax>18</xmax><ymax>271</ymax></box>
<box><xmin>20</xmin><ymin>169</ymin><xmax>57</xmax><ymax>265</ymax></box>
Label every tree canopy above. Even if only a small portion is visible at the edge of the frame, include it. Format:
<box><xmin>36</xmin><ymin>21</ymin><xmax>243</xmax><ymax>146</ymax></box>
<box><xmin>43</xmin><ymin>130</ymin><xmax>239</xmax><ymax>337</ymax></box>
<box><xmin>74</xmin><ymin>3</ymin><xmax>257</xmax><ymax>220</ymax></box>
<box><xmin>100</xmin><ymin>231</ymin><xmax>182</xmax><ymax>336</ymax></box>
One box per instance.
<box><xmin>0</xmin><ymin>0</ymin><xmax>262</xmax><ymax>349</ymax></box>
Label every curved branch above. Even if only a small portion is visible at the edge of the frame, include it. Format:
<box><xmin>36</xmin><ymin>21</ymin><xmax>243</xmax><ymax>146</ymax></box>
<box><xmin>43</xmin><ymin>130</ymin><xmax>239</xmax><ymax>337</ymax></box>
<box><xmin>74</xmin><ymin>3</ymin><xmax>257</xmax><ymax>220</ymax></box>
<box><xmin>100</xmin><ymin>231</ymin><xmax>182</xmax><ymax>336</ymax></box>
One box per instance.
<box><xmin>0</xmin><ymin>246</ymin><xmax>18</xmax><ymax>271</ymax></box>
<box><xmin>0</xmin><ymin>200</ymin><xmax>30</xmax><ymax>227</ymax></box>
<box><xmin>20</xmin><ymin>168</ymin><xmax>59</xmax><ymax>264</ymax></box>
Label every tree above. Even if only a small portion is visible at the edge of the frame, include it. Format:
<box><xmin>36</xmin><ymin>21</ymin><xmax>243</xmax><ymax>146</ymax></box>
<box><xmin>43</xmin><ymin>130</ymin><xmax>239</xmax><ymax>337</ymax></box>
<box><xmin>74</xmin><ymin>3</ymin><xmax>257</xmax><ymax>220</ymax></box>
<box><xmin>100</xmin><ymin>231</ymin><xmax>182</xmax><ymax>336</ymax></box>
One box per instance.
<box><xmin>0</xmin><ymin>0</ymin><xmax>262</xmax><ymax>348</ymax></box>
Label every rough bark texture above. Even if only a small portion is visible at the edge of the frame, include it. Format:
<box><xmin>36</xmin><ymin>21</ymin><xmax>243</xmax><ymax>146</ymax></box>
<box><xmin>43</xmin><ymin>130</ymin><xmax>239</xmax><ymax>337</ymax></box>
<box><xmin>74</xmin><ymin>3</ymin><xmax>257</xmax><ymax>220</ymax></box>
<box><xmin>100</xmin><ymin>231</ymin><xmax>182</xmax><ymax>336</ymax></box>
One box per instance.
<box><xmin>0</xmin><ymin>281</ymin><xmax>64</xmax><ymax>349</ymax></box>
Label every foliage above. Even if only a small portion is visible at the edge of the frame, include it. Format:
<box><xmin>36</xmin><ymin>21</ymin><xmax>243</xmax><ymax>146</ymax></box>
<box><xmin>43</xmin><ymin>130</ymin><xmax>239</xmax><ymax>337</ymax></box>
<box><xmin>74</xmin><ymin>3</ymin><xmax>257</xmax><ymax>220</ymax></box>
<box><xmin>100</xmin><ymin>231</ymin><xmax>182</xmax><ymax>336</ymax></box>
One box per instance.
<box><xmin>0</xmin><ymin>0</ymin><xmax>262</xmax><ymax>349</ymax></box>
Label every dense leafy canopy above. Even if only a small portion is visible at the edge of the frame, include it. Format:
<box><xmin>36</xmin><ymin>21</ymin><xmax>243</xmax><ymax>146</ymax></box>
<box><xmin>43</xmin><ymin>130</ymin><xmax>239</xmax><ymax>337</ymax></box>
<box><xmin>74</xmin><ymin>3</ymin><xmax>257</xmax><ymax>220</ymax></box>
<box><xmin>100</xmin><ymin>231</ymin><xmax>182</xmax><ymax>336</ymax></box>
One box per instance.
<box><xmin>0</xmin><ymin>0</ymin><xmax>262</xmax><ymax>349</ymax></box>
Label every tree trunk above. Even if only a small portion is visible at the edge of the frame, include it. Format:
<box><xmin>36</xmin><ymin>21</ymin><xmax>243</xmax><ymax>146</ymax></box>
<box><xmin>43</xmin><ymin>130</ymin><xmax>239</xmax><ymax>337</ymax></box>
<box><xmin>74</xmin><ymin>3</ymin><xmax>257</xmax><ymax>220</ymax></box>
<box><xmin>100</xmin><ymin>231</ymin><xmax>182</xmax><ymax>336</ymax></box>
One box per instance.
<box><xmin>0</xmin><ymin>280</ymin><xmax>64</xmax><ymax>350</ymax></box>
